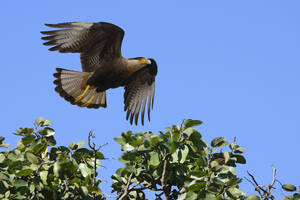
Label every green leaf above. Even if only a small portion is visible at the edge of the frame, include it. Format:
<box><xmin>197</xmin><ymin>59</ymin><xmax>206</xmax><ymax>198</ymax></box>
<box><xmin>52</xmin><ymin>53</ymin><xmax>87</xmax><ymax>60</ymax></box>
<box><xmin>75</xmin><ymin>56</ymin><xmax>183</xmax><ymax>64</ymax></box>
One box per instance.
<box><xmin>282</xmin><ymin>184</ymin><xmax>297</xmax><ymax>192</ymax></box>
<box><xmin>22</xmin><ymin>135</ymin><xmax>35</xmax><ymax>145</ymax></box>
<box><xmin>88</xmin><ymin>185</ymin><xmax>102</xmax><ymax>195</ymax></box>
<box><xmin>35</xmin><ymin>117</ymin><xmax>52</xmax><ymax>127</ymax></box>
<box><xmin>0</xmin><ymin>154</ymin><xmax>6</xmax><ymax>163</ymax></box>
<box><xmin>35</xmin><ymin>117</ymin><xmax>45</xmax><ymax>125</ymax></box>
<box><xmin>188</xmin><ymin>180</ymin><xmax>206</xmax><ymax>191</ymax></box>
<box><xmin>70</xmin><ymin>177</ymin><xmax>81</xmax><ymax>184</ymax></box>
<box><xmin>234</xmin><ymin>146</ymin><xmax>244</xmax><ymax>154</ymax></box>
<box><xmin>69</xmin><ymin>142</ymin><xmax>78</xmax><ymax>150</ymax></box>
<box><xmin>79</xmin><ymin>163</ymin><xmax>92</xmax><ymax>177</ymax></box>
<box><xmin>185</xmin><ymin>191</ymin><xmax>198</xmax><ymax>200</ymax></box>
<box><xmin>15</xmin><ymin>128</ymin><xmax>34</xmax><ymax>136</ymax></box>
<box><xmin>227</xmin><ymin>187</ymin><xmax>246</xmax><ymax>198</ymax></box>
<box><xmin>183</xmin><ymin>127</ymin><xmax>196</xmax><ymax>137</ymax></box>
<box><xmin>45</xmin><ymin>135</ymin><xmax>56</xmax><ymax>146</ymax></box>
<box><xmin>42</xmin><ymin>120</ymin><xmax>52</xmax><ymax>127</ymax></box>
<box><xmin>211</xmin><ymin>137</ymin><xmax>228</xmax><ymax>148</ymax></box>
<box><xmin>189</xmin><ymin>170</ymin><xmax>207</xmax><ymax>179</ymax></box>
<box><xmin>39</xmin><ymin>171</ymin><xmax>48</xmax><ymax>184</ymax></box>
<box><xmin>205</xmin><ymin>193</ymin><xmax>219</xmax><ymax>200</ymax></box>
<box><xmin>25</xmin><ymin>152</ymin><xmax>39</xmax><ymax>164</ymax></box>
<box><xmin>16</xmin><ymin>169</ymin><xmax>34</xmax><ymax>176</ymax></box>
<box><xmin>283</xmin><ymin>195</ymin><xmax>294</xmax><ymax>200</ymax></box>
<box><xmin>130</xmin><ymin>137</ymin><xmax>143</xmax><ymax>147</ymax></box>
<box><xmin>80</xmin><ymin>186</ymin><xmax>89</xmax><ymax>196</ymax></box>
<box><xmin>39</xmin><ymin>127</ymin><xmax>55</xmax><ymax>137</ymax></box>
<box><xmin>180</xmin><ymin>145</ymin><xmax>189</xmax><ymax>163</ymax></box>
<box><xmin>0</xmin><ymin>143</ymin><xmax>10</xmax><ymax>148</ymax></box>
<box><xmin>224</xmin><ymin>152</ymin><xmax>230</xmax><ymax>163</ymax></box>
<box><xmin>123</xmin><ymin>143</ymin><xmax>135</xmax><ymax>151</ymax></box>
<box><xmin>230</xmin><ymin>142</ymin><xmax>236</xmax><ymax>150</ymax></box>
<box><xmin>73</xmin><ymin>148</ymin><xmax>92</xmax><ymax>161</ymax></box>
<box><xmin>184</xmin><ymin>119</ymin><xmax>203</xmax><ymax>128</ymax></box>
<box><xmin>294</xmin><ymin>193</ymin><xmax>300</xmax><ymax>199</ymax></box>
<box><xmin>120</xmin><ymin>165</ymin><xmax>136</xmax><ymax>176</ymax></box>
<box><xmin>246</xmin><ymin>194</ymin><xmax>260</xmax><ymax>200</ymax></box>
<box><xmin>14</xmin><ymin>179</ymin><xmax>28</xmax><ymax>188</ymax></box>
<box><xmin>149</xmin><ymin>152</ymin><xmax>160</xmax><ymax>168</ymax></box>
<box><xmin>172</xmin><ymin>145</ymin><xmax>189</xmax><ymax>163</ymax></box>
<box><xmin>77</xmin><ymin>141</ymin><xmax>85</xmax><ymax>148</ymax></box>
<box><xmin>150</xmin><ymin>135</ymin><xmax>160</xmax><ymax>146</ymax></box>
<box><xmin>53</xmin><ymin>162</ymin><xmax>61</xmax><ymax>177</ymax></box>
<box><xmin>96</xmin><ymin>152</ymin><xmax>104</xmax><ymax>159</ymax></box>
<box><xmin>231</xmin><ymin>154</ymin><xmax>246</xmax><ymax>164</ymax></box>
<box><xmin>0</xmin><ymin>136</ymin><xmax>4</xmax><ymax>143</ymax></box>
<box><xmin>114</xmin><ymin>137</ymin><xmax>126</xmax><ymax>146</ymax></box>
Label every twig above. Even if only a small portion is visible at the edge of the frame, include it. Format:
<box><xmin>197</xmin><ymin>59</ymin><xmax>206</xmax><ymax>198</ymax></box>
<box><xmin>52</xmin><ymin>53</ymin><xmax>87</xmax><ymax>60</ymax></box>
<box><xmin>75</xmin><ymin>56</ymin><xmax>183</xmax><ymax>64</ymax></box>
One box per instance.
<box><xmin>247</xmin><ymin>170</ymin><xmax>267</xmax><ymax>193</ymax></box>
<box><xmin>36</xmin><ymin>161</ymin><xmax>55</xmax><ymax>174</ymax></box>
<box><xmin>155</xmin><ymin>192</ymin><xmax>164</xmax><ymax>200</ymax></box>
<box><xmin>118</xmin><ymin>163</ymin><xmax>137</xmax><ymax>200</ymax></box>
<box><xmin>88</xmin><ymin>131</ymin><xmax>97</xmax><ymax>187</ymax></box>
<box><xmin>33</xmin><ymin>122</ymin><xmax>40</xmax><ymax>138</ymax></box>
<box><xmin>247</xmin><ymin>165</ymin><xmax>277</xmax><ymax>200</ymax></box>
<box><xmin>129</xmin><ymin>183</ymin><xmax>153</xmax><ymax>192</ymax></box>
<box><xmin>87</xmin><ymin>131</ymin><xmax>108</xmax><ymax>199</ymax></box>
<box><xmin>161</xmin><ymin>153</ymin><xmax>171</xmax><ymax>200</ymax></box>
<box><xmin>97</xmin><ymin>142</ymin><xmax>108</xmax><ymax>151</ymax></box>
<box><xmin>178</xmin><ymin>119</ymin><xmax>185</xmax><ymax>142</ymax></box>
<box><xmin>265</xmin><ymin>165</ymin><xmax>277</xmax><ymax>199</ymax></box>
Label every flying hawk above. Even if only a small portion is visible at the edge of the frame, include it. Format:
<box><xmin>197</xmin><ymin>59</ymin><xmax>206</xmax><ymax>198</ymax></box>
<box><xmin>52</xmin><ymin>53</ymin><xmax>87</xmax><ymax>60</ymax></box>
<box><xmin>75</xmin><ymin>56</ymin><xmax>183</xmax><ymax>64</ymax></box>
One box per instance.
<box><xmin>41</xmin><ymin>22</ymin><xmax>157</xmax><ymax>125</ymax></box>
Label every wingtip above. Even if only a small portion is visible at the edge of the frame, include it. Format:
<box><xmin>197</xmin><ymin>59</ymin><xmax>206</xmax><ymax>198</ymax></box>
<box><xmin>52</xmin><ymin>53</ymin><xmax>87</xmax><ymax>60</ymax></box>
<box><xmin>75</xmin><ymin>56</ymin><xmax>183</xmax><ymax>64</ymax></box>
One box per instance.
<box><xmin>44</xmin><ymin>23</ymin><xmax>56</xmax><ymax>27</ymax></box>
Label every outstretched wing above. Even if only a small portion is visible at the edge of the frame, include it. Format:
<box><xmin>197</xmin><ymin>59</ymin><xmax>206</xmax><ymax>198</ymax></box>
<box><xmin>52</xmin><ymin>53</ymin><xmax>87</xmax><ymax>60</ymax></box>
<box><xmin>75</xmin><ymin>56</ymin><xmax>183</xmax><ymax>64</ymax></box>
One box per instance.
<box><xmin>124</xmin><ymin>59</ymin><xmax>158</xmax><ymax>125</ymax></box>
<box><xmin>41</xmin><ymin>22</ymin><xmax>124</xmax><ymax>72</ymax></box>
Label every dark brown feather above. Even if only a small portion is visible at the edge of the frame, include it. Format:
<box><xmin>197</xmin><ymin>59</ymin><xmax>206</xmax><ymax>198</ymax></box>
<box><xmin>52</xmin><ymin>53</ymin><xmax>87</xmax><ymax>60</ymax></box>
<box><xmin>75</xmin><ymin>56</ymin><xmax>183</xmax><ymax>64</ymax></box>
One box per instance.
<box><xmin>124</xmin><ymin>59</ymin><xmax>157</xmax><ymax>125</ymax></box>
<box><xmin>41</xmin><ymin>22</ymin><xmax>125</xmax><ymax>72</ymax></box>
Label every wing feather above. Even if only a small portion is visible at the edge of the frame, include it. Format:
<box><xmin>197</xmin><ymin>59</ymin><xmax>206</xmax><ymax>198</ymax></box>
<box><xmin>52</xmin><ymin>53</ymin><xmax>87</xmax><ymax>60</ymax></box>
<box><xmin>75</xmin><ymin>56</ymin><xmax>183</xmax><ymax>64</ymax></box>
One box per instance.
<box><xmin>41</xmin><ymin>22</ymin><xmax>125</xmax><ymax>72</ymax></box>
<box><xmin>124</xmin><ymin>59</ymin><xmax>157</xmax><ymax>125</ymax></box>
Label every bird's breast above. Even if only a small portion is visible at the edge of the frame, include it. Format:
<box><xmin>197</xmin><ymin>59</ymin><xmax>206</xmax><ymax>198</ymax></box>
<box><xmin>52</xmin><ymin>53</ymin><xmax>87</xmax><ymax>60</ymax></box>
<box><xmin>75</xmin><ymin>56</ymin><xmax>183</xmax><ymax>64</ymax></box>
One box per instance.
<box><xmin>87</xmin><ymin>60</ymin><xmax>132</xmax><ymax>91</ymax></box>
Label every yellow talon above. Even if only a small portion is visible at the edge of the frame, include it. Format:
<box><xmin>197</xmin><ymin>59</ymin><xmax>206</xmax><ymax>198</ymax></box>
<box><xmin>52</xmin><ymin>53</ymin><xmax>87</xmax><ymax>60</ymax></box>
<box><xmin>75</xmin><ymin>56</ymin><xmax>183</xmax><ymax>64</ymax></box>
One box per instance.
<box><xmin>82</xmin><ymin>92</ymin><xmax>97</xmax><ymax>107</ymax></box>
<box><xmin>75</xmin><ymin>85</ymin><xmax>91</xmax><ymax>103</ymax></box>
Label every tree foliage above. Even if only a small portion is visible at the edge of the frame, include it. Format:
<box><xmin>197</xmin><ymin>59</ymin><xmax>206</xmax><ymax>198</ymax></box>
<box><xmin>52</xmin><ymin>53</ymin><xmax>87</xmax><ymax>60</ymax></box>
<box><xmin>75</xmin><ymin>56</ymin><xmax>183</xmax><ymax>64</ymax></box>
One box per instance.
<box><xmin>0</xmin><ymin>118</ymin><xmax>298</xmax><ymax>200</ymax></box>
<box><xmin>112</xmin><ymin>119</ymin><xmax>246</xmax><ymax>200</ymax></box>
<box><xmin>0</xmin><ymin>117</ymin><xmax>104</xmax><ymax>200</ymax></box>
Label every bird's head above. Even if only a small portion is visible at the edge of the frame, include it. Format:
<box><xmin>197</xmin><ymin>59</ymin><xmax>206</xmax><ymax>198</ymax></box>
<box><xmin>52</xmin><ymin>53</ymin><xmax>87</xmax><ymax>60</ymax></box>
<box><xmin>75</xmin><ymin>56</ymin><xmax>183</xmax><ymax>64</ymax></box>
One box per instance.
<box><xmin>127</xmin><ymin>57</ymin><xmax>152</xmax><ymax>73</ymax></box>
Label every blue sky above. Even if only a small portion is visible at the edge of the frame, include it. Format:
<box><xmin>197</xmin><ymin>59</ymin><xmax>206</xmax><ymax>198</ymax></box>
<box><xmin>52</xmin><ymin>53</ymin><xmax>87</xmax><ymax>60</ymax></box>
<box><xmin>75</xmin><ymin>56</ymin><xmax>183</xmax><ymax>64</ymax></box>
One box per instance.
<box><xmin>1</xmin><ymin>0</ymin><xmax>299</xmax><ymax>197</ymax></box>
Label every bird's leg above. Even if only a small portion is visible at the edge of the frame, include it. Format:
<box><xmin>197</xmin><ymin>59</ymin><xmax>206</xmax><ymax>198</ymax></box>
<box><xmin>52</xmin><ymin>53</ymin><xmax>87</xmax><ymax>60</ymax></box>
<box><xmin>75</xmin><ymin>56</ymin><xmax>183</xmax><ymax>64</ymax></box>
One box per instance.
<box><xmin>75</xmin><ymin>85</ymin><xmax>91</xmax><ymax>103</ymax></box>
<box><xmin>81</xmin><ymin>91</ymin><xmax>97</xmax><ymax>107</ymax></box>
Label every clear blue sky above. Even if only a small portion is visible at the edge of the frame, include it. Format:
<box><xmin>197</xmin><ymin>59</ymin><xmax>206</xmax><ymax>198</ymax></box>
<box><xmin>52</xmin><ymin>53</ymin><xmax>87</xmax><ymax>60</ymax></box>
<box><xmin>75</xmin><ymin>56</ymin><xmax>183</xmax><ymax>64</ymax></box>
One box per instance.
<box><xmin>1</xmin><ymin>1</ymin><xmax>299</xmax><ymax>197</ymax></box>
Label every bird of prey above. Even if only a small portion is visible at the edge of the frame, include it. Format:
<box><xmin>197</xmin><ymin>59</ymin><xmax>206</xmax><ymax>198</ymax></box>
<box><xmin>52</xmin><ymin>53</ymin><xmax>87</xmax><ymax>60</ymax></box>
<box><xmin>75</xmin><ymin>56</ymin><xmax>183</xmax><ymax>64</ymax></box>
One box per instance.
<box><xmin>41</xmin><ymin>22</ymin><xmax>157</xmax><ymax>125</ymax></box>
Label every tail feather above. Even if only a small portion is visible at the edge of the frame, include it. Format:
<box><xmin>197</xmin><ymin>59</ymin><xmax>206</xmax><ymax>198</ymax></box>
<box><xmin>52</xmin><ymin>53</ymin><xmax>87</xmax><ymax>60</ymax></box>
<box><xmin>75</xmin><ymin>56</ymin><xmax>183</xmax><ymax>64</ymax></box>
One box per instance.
<box><xmin>53</xmin><ymin>68</ymin><xmax>107</xmax><ymax>108</ymax></box>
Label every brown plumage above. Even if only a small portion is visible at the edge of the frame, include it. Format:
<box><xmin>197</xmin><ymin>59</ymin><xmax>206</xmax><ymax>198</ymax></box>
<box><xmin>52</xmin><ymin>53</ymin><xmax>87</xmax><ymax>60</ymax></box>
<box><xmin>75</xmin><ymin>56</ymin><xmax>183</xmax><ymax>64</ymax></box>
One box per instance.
<box><xmin>41</xmin><ymin>22</ymin><xmax>157</xmax><ymax>125</ymax></box>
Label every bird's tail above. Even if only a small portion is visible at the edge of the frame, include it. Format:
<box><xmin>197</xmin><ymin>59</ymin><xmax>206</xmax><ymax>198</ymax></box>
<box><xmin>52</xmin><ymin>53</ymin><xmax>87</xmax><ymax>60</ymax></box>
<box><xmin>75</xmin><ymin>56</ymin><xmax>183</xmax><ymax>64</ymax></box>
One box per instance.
<box><xmin>53</xmin><ymin>68</ymin><xmax>106</xmax><ymax>108</ymax></box>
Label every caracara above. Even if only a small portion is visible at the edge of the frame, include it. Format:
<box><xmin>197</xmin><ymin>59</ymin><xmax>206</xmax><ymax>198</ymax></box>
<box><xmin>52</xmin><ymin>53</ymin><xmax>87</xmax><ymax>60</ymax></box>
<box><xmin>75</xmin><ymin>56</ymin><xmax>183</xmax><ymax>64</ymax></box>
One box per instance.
<box><xmin>41</xmin><ymin>22</ymin><xmax>157</xmax><ymax>125</ymax></box>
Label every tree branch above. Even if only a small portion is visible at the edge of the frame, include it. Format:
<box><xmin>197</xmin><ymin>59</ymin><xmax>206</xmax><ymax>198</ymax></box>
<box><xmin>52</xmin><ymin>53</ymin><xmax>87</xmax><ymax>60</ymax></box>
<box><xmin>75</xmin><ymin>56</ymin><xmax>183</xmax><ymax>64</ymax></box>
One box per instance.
<box><xmin>161</xmin><ymin>153</ymin><xmax>171</xmax><ymax>200</ymax></box>
<box><xmin>118</xmin><ymin>163</ymin><xmax>137</xmax><ymax>200</ymax></box>
<box><xmin>36</xmin><ymin>161</ymin><xmax>55</xmax><ymax>175</ymax></box>
<box><xmin>246</xmin><ymin>165</ymin><xmax>277</xmax><ymax>200</ymax></box>
<box><xmin>87</xmin><ymin>131</ymin><xmax>108</xmax><ymax>199</ymax></box>
<box><xmin>265</xmin><ymin>165</ymin><xmax>277</xmax><ymax>199</ymax></box>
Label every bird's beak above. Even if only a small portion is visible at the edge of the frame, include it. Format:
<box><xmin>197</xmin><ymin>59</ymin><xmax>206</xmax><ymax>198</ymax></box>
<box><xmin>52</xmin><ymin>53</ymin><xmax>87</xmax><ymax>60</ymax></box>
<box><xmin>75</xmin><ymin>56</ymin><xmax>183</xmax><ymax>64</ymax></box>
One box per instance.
<box><xmin>140</xmin><ymin>58</ymin><xmax>151</xmax><ymax>65</ymax></box>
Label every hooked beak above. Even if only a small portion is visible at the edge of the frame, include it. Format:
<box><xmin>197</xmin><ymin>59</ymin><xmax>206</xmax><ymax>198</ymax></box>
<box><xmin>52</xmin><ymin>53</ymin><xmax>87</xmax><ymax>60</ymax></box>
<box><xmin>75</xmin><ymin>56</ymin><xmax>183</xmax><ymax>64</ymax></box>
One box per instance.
<box><xmin>145</xmin><ymin>59</ymin><xmax>151</xmax><ymax>64</ymax></box>
<box><xmin>140</xmin><ymin>58</ymin><xmax>151</xmax><ymax>65</ymax></box>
